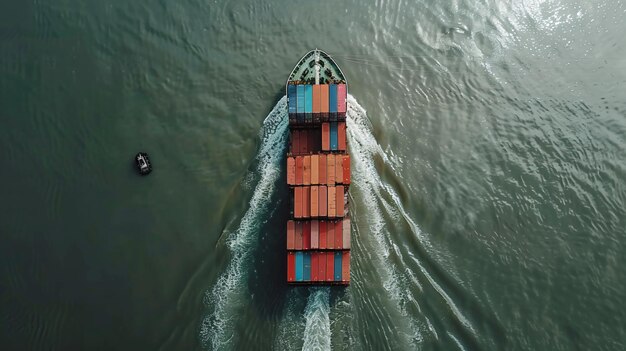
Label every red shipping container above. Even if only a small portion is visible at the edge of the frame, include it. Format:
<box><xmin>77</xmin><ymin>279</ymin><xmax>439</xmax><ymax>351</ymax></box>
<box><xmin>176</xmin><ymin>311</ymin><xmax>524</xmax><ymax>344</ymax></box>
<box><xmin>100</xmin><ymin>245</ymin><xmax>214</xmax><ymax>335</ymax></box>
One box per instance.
<box><xmin>303</xmin><ymin>156</ymin><xmax>311</xmax><ymax>185</ymax></box>
<box><xmin>325</xmin><ymin>252</ymin><xmax>334</xmax><ymax>281</ymax></box>
<box><xmin>311</xmin><ymin>252</ymin><xmax>319</xmax><ymax>281</ymax></box>
<box><xmin>287</xmin><ymin>220</ymin><xmax>295</xmax><ymax>250</ymax></box>
<box><xmin>327</xmin><ymin>154</ymin><xmax>335</xmax><ymax>185</ymax></box>
<box><xmin>294</xmin><ymin>187</ymin><xmax>302</xmax><ymax>218</ymax></box>
<box><xmin>303</xmin><ymin>221</ymin><xmax>311</xmax><ymax>249</ymax></box>
<box><xmin>295</xmin><ymin>221</ymin><xmax>303</xmax><ymax>250</ymax></box>
<box><xmin>300</xmin><ymin>129</ymin><xmax>308</xmax><ymax>154</ymax></box>
<box><xmin>335</xmin><ymin>154</ymin><xmax>343</xmax><ymax>185</ymax></box>
<box><xmin>311</xmin><ymin>220</ymin><xmax>319</xmax><ymax>249</ymax></box>
<box><xmin>310</xmin><ymin>186</ymin><xmax>319</xmax><ymax>218</ymax></box>
<box><xmin>338</xmin><ymin>122</ymin><xmax>346</xmax><ymax>151</ymax></box>
<box><xmin>287</xmin><ymin>252</ymin><xmax>295</xmax><ymax>282</ymax></box>
<box><xmin>321</xmin><ymin>123</ymin><xmax>330</xmax><ymax>151</ymax></box>
<box><xmin>337</xmin><ymin>84</ymin><xmax>347</xmax><ymax>114</ymax></box>
<box><xmin>342</xmin><ymin>251</ymin><xmax>350</xmax><ymax>282</ymax></box>
<box><xmin>311</xmin><ymin>155</ymin><xmax>319</xmax><ymax>185</ymax></box>
<box><xmin>319</xmin><ymin>221</ymin><xmax>327</xmax><ymax>249</ymax></box>
<box><xmin>342</xmin><ymin>155</ymin><xmax>350</xmax><ymax>184</ymax></box>
<box><xmin>318</xmin><ymin>251</ymin><xmax>326</xmax><ymax>280</ymax></box>
<box><xmin>336</xmin><ymin>186</ymin><xmax>344</xmax><ymax>217</ymax></box>
<box><xmin>295</xmin><ymin>156</ymin><xmax>303</xmax><ymax>185</ymax></box>
<box><xmin>287</xmin><ymin>157</ymin><xmax>296</xmax><ymax>185</ymax></box>
<box><xmin>308</xmin><ymin>129</ymin><xmax>317</xmax><ymax>153</ymax></box>
<box><xmin>291</xmin><ymin>130</ymin><xmax>299</xmax><ymax>155</ymax></box>
<box><xmin>319</xmin><ymin>154</ymin><xmax>327</xmax><ymax>184</ymax></box>
<box><xmin>328</xmin><ymin>186</ymin><xmax>336</xmax><ymax>218</ymax></box>
<box><xmin>327</xmin><ymin>220</ymin><xmax>335</xmax><ymax>249</ymax></box>
<box><xmin>343</xmin><ymin>218</ymin><xmax>350</xmax><ymax>249</ymax></box>
<box><xmin>303</xmin><ymin>186</ymin><xmax>310</xmax><ymax>218</ymax></box>
<box><xmin>319</xmin><ymin>185</ymin><xmax>327</xmax><ymax>217</ymax></box>
<box><xmin>334</xmin><ymin>220</ymin><xmax>343</xmax><ymax>249</ymax></box>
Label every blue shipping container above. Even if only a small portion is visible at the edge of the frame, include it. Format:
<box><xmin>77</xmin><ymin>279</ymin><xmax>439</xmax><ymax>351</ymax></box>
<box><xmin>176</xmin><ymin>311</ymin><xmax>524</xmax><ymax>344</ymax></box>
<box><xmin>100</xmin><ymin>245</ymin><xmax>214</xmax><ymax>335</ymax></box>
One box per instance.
<box><xmin>334</xmin><ymin>252</ymin><xmax>342</xmax><ymax>281</ymax></box>
<box><xmin>297</xmin><ymin>85</ymin><xmax>305</xmax><ymax>114</ymax></box>
<box><xmin>303</xmin><ymin>252</ymin><xmax>311</xmax><ymax>281</ymax></box>
<box><xmin>295</xmin><ymin>252</ymin><xmax>303</xmax><ymax>281</ymax></box>
<box><xmin>305</xmin><ymin>85</ymin><xmax>313</xmax><ymax>113</ymax></box>
<box><xmin>330</xmin><ymin>122</ymin><xmax>338</xmax><ymax>150</ymax></box>
<box><xmin>288</xmin><ymin>85</ymin><xmax>297</xmax><ymax>114</ymax></box>
<box><xmin>329</xmin><ymin>84</ymin><xmax>337</xmax><ymax>113</ymax></box>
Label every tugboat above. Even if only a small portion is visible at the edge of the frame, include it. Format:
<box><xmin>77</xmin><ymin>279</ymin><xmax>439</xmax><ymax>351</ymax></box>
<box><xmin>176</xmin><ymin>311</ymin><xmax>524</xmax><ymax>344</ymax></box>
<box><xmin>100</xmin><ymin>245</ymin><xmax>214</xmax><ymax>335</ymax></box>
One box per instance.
<box><xmin>284</xmin><ymin>50</ymin><xmax>351</xmax><ymax>285</ymax></box>
<box><xmin>135</xmin><ymin>152</ymin><xmax>152</xmax><ymax>175</ymax></box>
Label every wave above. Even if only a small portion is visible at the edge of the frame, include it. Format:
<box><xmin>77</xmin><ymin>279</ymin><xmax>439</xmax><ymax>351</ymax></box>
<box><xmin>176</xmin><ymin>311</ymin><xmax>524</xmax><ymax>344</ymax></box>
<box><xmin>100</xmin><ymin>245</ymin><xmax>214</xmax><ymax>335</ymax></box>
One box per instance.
<box><xmin>200</xmin><ymin>96</ymin><xmax>288</xmax><ymax>350</ymax></box>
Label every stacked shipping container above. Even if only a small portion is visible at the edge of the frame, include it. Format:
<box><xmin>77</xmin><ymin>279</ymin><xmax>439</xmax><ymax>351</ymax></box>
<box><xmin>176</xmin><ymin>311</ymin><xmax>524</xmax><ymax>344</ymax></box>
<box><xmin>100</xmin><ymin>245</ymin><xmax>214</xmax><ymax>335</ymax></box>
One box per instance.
<box><xmin>286</xmin><ymin>82</ymin><xmax>350</xmax><ymax>285</ymax></box>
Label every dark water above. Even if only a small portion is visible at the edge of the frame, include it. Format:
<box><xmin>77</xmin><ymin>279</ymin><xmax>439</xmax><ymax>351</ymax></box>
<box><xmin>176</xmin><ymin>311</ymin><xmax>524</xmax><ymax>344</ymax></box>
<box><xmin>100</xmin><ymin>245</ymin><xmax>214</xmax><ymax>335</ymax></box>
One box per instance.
<box><xmin>1</xmin><ymin>0</ymin><xmax>625</xmax><ymax>350</ymax></box>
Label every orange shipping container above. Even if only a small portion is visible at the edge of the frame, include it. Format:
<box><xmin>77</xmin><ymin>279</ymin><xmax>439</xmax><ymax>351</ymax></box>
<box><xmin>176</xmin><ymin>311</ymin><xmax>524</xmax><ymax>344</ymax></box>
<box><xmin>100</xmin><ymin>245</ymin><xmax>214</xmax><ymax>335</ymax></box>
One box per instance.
<box><xmin>319</xmin><ymin>154</ymin><xmax>327</xmax><ymax>184</ymax></box>
<box><xmin>311</xmin><ymin>220</ymin><xmax>319</xmax><ymax>249</ymax></box>
<box><xmin>338</xmin><ymin>122</ymin><xmax>346</xmax><ymax>151</ymax></box>
<box><xmin>303</xmin><ymin>186</ymin><xmax>310</xmax><ymax>218</ymax></box>
<box><xmin>342</xmin><ymin>251</ymin><xmax>350</xmax><ymax>282</ymax></box>
<box><xmin>335</xmin><ymin>154</ymin><xmax>343</xmax><ymax>185</ymax></box>
<box><xmin>303</xmin><ymin>156</ymin><xmax>311</xmax><ymax>185</ymax></box>
<box><xmin>295</xmin><ymin>156</ymin><xmax>303</xmax><ymax>185</ymax></box>
<box><xmin>334</xmin><ymin>220</ymin><xmax>343</xmax><ymax>249</ymax></box>
<box><xmin>328</xmin><ymin>186</ymin><xmax>336</xmax><ymax>217</ymax></box>
<box><xmin>336</xmin><ymin>185</ymin><xmax>345</xmax><ymax>217</ymax></box>
<box><xmin>287</xmin><ymin>157</ymin><xmax>295</xmax><ymax>185</ymax></box>
<box><xmin>294</xmin><ymin>187</ymin><xmax>302</xmax><ymax>218</ymax></box>
<box><xmin>310</xmin><ymin>186</ymin><xmax>319</xmax><ymax>218</ymax></box>
<box><xmin>321</xmin><ymin>123</ymin><xmax>330</xmax><ymax>151</ymax></box>
<box><xmin>321</xmin><ymin>85</ymin><xmax>330</xmax><ymax>116</ymax></box>
<box><xmin>311</xmin><ymin>155</ymin><xmax>319</xmax><ymax>185</ymax></box>
<box><xmin>342</xmin><ymin>155</ymin><xmax>350</xmax><ymax>184</ymax></box>
<box><xmin>313</xmin><ymin>85</ymin><xmax>321</xmax><ymax>115</ymax></box>
<box><xmin>287</xmin><ymin>220</ymin><xmax>295</xmax><ymax>250</ymax></box>
<box><xmin>342</xmin><ymin>218</ymin><xmax>351</xmax><ymax>249</ymax></box>
<box><xmin>295</xmin><ymin>222</ymin><xmax>303</xmax><ymax>250</ymax></box>
<box><xmin>327</xmin><ymin>154</ymin><xmax>335</xmax><ymax>185</ymax></box>
<box><xmin>318</xmin><ymin>185</ymin><xmax>327</xmax><ymax>217</ymax></box>
<box><xmin>327</xmin><ymin>220</ymin><xmax>335</xmax><ymax>249</ymax></box>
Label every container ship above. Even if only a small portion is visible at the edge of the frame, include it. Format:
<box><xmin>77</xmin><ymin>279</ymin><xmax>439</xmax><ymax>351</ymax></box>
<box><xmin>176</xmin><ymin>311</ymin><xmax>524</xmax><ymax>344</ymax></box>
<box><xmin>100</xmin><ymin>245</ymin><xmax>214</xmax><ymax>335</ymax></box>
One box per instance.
<box><xmin>285</xmin><ymin>50</ymin><xmax>350</xmax><ymax>285</ymax></box>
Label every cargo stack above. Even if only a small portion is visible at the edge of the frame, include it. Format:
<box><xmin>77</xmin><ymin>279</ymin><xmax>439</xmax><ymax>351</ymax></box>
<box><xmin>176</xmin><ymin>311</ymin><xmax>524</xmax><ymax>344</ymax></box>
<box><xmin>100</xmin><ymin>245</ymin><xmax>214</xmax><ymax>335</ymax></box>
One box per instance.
<box><xmin>286</xmin><ymin>82</ymin><xmax>350</xmax><ymax>285</ymax></box>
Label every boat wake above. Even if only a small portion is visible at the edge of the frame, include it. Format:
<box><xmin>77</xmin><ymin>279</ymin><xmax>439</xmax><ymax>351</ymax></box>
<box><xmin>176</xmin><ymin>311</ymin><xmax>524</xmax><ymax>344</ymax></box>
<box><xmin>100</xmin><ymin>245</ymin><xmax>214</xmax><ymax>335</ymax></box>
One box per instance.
<box><xmin>345</xmin><ymin>94</ymin><xmax>427</xmax><ymax>347</ymax></box>
<box><xmin>301</xmin><ymin>288</ymin><xmax>332</xmax><ymax>351</ymax></box>
<box><xmin>200</xmin><ymin>96</ymin><xmax>288</xmax><ymax>351</ymax></box>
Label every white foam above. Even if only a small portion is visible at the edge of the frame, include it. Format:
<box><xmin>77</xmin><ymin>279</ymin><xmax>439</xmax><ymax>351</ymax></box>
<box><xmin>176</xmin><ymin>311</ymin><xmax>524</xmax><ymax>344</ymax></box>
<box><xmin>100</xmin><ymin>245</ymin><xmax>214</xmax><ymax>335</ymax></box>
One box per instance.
<box><xmin>301</xmin><ymin>288</ymin><xmax>331</xmax><ymax>351</ymax></box>
<box><xmin>200</xmin><ymin>96</ymin><xmax>288</xmax><ymax>350</ymax></box>
<box><xmin>346</xmin><ymin>95</ymin><xmax>425</xmax><ymax>345</ymax></box>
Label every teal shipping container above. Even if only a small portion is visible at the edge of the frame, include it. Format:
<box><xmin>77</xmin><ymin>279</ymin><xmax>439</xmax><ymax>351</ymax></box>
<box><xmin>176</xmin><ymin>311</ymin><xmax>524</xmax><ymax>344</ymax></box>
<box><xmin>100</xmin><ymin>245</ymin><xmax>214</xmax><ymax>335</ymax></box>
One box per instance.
<box><xmin>330</xmin><ymin>122</ymin><xmax>338</xmax><ymax>150</ymax></box>
<box><xmin>295</xmin><ymin>251</ymin><xmax>303</xmax><ymax>281</ymax></box>
<box><xmin>288</xmin><ymin>85</ymin><xmax>297</xmax><ymax>114</ymax></box>
<box><xmin>305</xmin><ymin>85</ymin><xmax>313</xmax><ymax>123</ymax></box>
<box><xmin>334</xmin><ymin>252</ymin><xmax>342</xmax><ymax>281</ymax></box>
<box><xmin>329</xmin><ymin>84</ymin><xmax>337</xmax><ymax>122</ymax></box>
<box><xmin>303</xmin><ymin>252</ymin><xmax>311</xmax><ymax>281</ymax></box>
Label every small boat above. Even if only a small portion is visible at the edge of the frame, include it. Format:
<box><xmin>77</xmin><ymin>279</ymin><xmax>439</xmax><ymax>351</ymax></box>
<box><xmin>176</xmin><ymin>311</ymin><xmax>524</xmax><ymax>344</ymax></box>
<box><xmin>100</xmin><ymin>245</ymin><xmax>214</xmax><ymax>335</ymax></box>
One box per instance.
<box><xmin>135</xmin><ymin>152</ymin><xmax>152</xmax><ymax>175</ymax></box>
<box><xmin>284</xmin><ymin>49</ymin><xmax>351</xmax><ymax>285</ymax></box>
